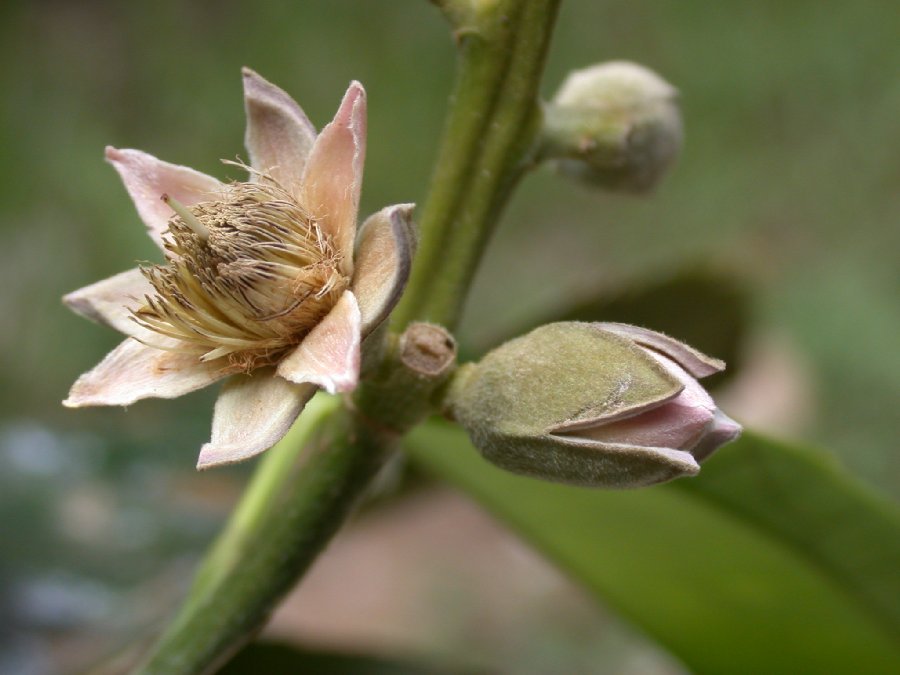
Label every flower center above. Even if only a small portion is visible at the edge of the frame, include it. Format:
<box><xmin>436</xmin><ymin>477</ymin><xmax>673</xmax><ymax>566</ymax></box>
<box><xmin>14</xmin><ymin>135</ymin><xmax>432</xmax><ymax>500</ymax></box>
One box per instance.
<box><xmin>133</xmin><ymin>181</ymin><xmax>348</xmax><ymax>372</ymax></box>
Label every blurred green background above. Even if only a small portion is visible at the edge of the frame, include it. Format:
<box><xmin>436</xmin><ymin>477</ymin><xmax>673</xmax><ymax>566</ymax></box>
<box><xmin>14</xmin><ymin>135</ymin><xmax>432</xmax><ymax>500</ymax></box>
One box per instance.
<box><xmin>1</xmin><ymin>0</ymin><xmax>898</xmax><ymax>673</ymax></box>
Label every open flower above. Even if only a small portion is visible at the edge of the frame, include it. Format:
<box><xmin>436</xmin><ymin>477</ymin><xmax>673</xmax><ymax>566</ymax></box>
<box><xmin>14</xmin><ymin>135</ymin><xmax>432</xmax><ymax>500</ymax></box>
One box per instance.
<box><xmin>63</xmin><ymin>69</ymin><xmax>415</xmax><ymax>469</ymax></box>
<box><xmin>447</xmin><ymin>322</ymin><xmax>741</xmax><ymax>488</ymax></box>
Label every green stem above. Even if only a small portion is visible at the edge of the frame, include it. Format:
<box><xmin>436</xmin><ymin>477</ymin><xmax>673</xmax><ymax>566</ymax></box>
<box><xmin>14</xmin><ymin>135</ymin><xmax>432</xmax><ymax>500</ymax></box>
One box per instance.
<box><xmin>393</xmin><ymin>0</ymin><xmax>562</xmax><ymax>330</ymax></box>
<box><xmin>134</xmin><ymin>399</ymin><xmax>394</xmax><ymax>675</ymax></box>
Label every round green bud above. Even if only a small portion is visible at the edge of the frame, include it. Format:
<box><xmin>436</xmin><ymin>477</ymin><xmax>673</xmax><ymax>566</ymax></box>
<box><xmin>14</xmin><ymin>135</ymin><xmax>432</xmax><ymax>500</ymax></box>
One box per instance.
<box><xmin>542</xmin><ymin>61</ymin><xmax>683</xmax><ymax>192</ymax></box>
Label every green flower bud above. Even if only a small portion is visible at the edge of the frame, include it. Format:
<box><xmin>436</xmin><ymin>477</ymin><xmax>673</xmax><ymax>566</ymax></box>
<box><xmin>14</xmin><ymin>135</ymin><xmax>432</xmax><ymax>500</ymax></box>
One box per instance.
<box><xmin>541</xmin><ymin>61</ymin><xmax>683</xmax><ymax>192</ymax></box>
<box><xmin>446</xmin><ymin>322</ymin><xmax>740</xmax><ymax>488</ymax></box>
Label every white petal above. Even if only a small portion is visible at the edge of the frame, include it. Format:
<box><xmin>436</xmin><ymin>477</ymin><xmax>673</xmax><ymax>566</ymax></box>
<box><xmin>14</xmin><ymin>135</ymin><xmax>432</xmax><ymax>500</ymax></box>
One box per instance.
<box><xmin>300</xmin><ymin>82</ymin><xmax>366</xmax><ymax>274</ymax></box>
<box><xmin>64</xmin><ymin>338</ymin><xmax>226</xmax><ymax>407</ymax></box>
<box><xmin>351</xmin><ymin>203</ymin><xmax>416</xmax><ymax>335</ymax></box>
<box><xmin>105</xmin><ymin>147</ymin><xmax>223</xmax><ymax>249</ymax></box>
<box><xmin>196</xmin><ymin>371</ymin><xmax>316</xmax><ymax>469</ymax></box>
<box><xmin>276</xmin><ymin>290</ymin><xmax>361</xmax><ymax>394</ymax></box>
<box><xmin>596</xmin><ymin>322</ymin><xmax>725</xmax><ymax>377</ymax></box>
<box><xmin>63</xmin><ymin>268</ymin><xmax>155</xmax><ymax>340</ymax></box>
<box><xmin>242</xmin><ymin>67</ymin><xmax>317</xmax><ymax>195</ymax></box>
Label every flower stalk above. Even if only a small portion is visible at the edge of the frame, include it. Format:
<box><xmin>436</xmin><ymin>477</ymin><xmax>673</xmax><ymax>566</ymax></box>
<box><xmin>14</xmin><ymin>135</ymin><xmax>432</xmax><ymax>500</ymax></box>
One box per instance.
<box><xmin>135</xmin><ymin>397</ymin><xmax>393</xmax><ymax>674</ymax></box>
<box><xmin>393</xmin><ymin>0</ymin><xmax>562</xmax><ymax>330</ymax></box>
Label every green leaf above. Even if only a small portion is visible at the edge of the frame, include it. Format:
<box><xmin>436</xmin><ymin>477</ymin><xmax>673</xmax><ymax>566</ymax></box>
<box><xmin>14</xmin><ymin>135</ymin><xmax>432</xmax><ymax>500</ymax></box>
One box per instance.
<box><xmin>673</xmin><ymin>432</ymin><xmax>900</xmax><ymax>644</ymax></box>
<box><xmin>406</xmin><ymin>422</ymin><xmax>900</xmax><ymax>674</ymax></box>
<box><xmin>469</xmin><ymin>270</ymin><xmax>749</xmax><ymax>388</ymax></box>
<box><xmin>222</xmin><ymin>641</ymin><xmax>468</xmax><ymax>675</ymax></box>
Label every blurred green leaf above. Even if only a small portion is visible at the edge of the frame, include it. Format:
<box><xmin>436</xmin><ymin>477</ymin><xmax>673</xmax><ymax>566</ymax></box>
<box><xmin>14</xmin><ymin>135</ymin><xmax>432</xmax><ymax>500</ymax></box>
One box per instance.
<box><xmin>472</xmin><ymin>270</ymin><xmax>749</xmax><ymax>387</ymax></box>
<box><xmin>673</xmin><ymin>431</ymin><xmax>900</xmax><ymax>642</ymax></box>
<box><xmin>223</xmin><ymin>641</ymin><xmax>471</xmax><ymax>675</ymax></box>
<box><xmin>407</xmin><ymin>421</ymin><xmax>900</xmax><ymax>674</ymax></box>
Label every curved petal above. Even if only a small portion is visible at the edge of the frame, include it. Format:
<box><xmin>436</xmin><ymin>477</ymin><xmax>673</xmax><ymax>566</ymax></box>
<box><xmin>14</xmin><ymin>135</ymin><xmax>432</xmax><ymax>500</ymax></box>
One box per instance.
<box><xmin>64</xmin><ymin>338</ymin><xmax>226</xmax><ymax>408</ymax></box>
<box><xmin>105</xmin><ymin>147</ymin><xmax>223</xmax><ymax>250</ymax></box>
<box><xmin>197</xmin><ymin>370</ymin><xmax>316</xmax><ymax>469</ymax></box>
<box><xmin>242</xmin><ymin>67</ymin><xmax>317</xmax><ymax>195</ymax></box>
<box><xmin>690</xmin><ymin>410</ymin><xmax>742</xmax><ymax>462</ymax></box>
<box><xmin>647</xmin><ymin>349</ymin><xmax>716</xmax><ymax>410</ymax></box>
<box><xmin>595</xmin><ymin>322</ymin><xmax>725</xmax><ymax>377</ymax></box>
<box><xmin>551</xmin><ymin>333</ymin><xmax>715</xmax><ymax>451</ymax></box>
<box><xmin>276</xmin><ymin>290</ymin><xmax>361</xmax><ymax>394</ymax></box>
<box><xmin>63</xmin><ymin>267</ymin><xmax>155</xmax><ymax>340</ymax></box>
<box><xmin>300</xmin><ymin>82</ymin><xmax>366</xmax><ymax>274</ymax></box>
<box><xmin>351</xmin><ymin>203</ymin><xmax>416</xmax><ymax>335</ymax></box>
<box><xmin>571</xmin><ymin>390</ymin><xmax>714</xmax><ymax>451</ymax></box>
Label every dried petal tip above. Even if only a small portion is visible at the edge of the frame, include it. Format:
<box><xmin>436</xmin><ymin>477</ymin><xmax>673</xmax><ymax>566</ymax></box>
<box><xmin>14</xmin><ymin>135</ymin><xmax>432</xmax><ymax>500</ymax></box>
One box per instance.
<box><xmin>445</xmin><ymin>322</ymin><xmax>741</xmax><ymax>489</ymax></box>
<box><xmin>242</xmin><ymin>67</ymin><xmax>316</xmax><ymax>191</ymax></box>
<box><xmin>300</xmin><ymin>80</ymin><xmax>367</xmax><ymax>275</ymax></box>
<box><xmin>351</xmin><ymin>203</ymin><xmax>417</xmax><ymax>334</ymax></box>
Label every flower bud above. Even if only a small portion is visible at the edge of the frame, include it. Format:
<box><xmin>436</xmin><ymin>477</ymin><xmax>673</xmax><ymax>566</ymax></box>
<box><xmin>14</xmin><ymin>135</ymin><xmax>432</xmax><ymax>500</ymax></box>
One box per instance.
<box><xmin>445</xmin><ymin>322</ymin><xmax>740</xmax><ymax>488</ymax></box>
<box><xmin>542</xmin><ymin>61</ymin><xmax>683</xmax><ymax>192</ymax></box>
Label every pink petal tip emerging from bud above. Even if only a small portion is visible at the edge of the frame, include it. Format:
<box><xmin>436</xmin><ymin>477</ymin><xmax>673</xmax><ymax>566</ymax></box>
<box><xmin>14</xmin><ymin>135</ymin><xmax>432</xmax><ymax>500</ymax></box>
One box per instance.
<box><xmin>691</xmin><ymin>410</ymin><xmax>742</xmax><ymax>462</ymax></box>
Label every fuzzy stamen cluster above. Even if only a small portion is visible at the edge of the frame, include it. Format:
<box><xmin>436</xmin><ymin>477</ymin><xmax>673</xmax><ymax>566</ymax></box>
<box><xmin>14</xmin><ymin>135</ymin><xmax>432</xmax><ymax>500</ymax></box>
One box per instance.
<box><xmin>134</xmin><ymin>181</ymin><xmax>347</xmax><ymax>371</ymax></box>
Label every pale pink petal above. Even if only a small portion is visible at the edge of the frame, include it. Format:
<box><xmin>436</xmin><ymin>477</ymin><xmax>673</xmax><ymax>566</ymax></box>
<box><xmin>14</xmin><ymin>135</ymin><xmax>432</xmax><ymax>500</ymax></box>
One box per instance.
<box><xmin>63</xmin><ymin>268</ymin><xmax>155</xmax><ymax>340</ymax></box>
<box><xmin>242</xmin><ymin>67</ymin><xmax>317</xmax><ymax>194</ymax></box>
<box><xmin>300</xmin><ymin>82</ymin><xmax>366</xmax><ymax>273</ymax></box>
<box><xmin>64</xmin><ymin>338</ymin><xmax>226</xmax><ymax>408</ymax></box>
<box><xmin>690</xmin><ymin>410</ymin><xmax>742</xmax><ymax>462</ymax></box>
<box><xmin>196</xmin><ymin>371</ymin><xmax>316</xmax><ymax>469</ymax></box>
<box><xmin>647</xmin><ymin>349</ymin><xmax>717</xmax><ymax>409</ymax></box>
<box><xmin>573</xmin><ymin>349</ymin><xmax>716</xmax><ymax>450</ymax></box>
<box><xmin>596</xmin><ymin>322</ymin><xmax>725</xmax><ymax>377</ymax></box>
<box><xmin>276</xmin><ymin>290</ymin><xmax>361</xmax><ymax>394</ymax></box>
<box><xmin>575</xmin><ymin>393</ymin><xmax>714</xmax><ymax>451</ymax></box>
<box><xmin>351</xmin><ymin>203</ymin><xmax>416</xmax><ymax>335</ymax></box>
<box><xmin>105</xmin><ymin>147</ymin><xmax>223</xmax><ymax>249</ymax></box>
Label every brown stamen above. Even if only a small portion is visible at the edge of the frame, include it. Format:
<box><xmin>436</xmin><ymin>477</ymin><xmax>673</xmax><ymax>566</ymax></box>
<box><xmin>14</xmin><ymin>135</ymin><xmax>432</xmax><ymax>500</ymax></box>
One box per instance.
<box><xmin>135</xmin><ymin>180</ymin><xmax>348</xmax><ymax>372</ymax></box>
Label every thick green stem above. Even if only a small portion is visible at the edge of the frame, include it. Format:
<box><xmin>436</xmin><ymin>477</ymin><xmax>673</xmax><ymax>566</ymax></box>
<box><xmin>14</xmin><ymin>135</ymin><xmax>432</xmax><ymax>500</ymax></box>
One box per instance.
<box><xmin>393</xmin><ymin>0</ymin><xmax>562</xmax><ymax>330</ymax></box>
<box><xmin>135</xmin><ymin>399</ymin><xmax>394</xmax><ymax>675</ymax></box>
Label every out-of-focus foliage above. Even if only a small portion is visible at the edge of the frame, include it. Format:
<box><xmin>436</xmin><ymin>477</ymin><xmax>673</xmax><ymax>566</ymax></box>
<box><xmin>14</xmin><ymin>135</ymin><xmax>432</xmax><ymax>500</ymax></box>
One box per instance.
<box><xmin>222</xmin><ymin>641</ymin><xmax>469</xmax><ymax>675</ymax></box>
<box><xmin>408</xmin><ymin>421</ymin><xmax>900</xmax><ymax>674</ymax></box>
<box><xmin>0</xmin><ymin>0</ymin><xmax>897</xmax><ymax>672</ymax></box>
<box><xmin>1</xmin><ymin>0</ymin><xmax>897</xmax><ymax>489</ymax></box>
<box><xmin>470</xmin><ymin>269</ymin><xmax>750</xmax><ymax>388</ymax></box>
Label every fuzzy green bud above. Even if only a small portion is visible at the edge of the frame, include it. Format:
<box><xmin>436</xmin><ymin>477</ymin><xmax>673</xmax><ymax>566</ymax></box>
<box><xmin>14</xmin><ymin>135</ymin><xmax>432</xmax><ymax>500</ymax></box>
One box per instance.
<box><xmin>541</xmin><ymin>61</ymin><xmax>683</xmax><ymax>192</ymax></box>
<box><xmin>445</xmin><ymin>322</ymin><xmax>740</xmax><ymax>488</ymax></box>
